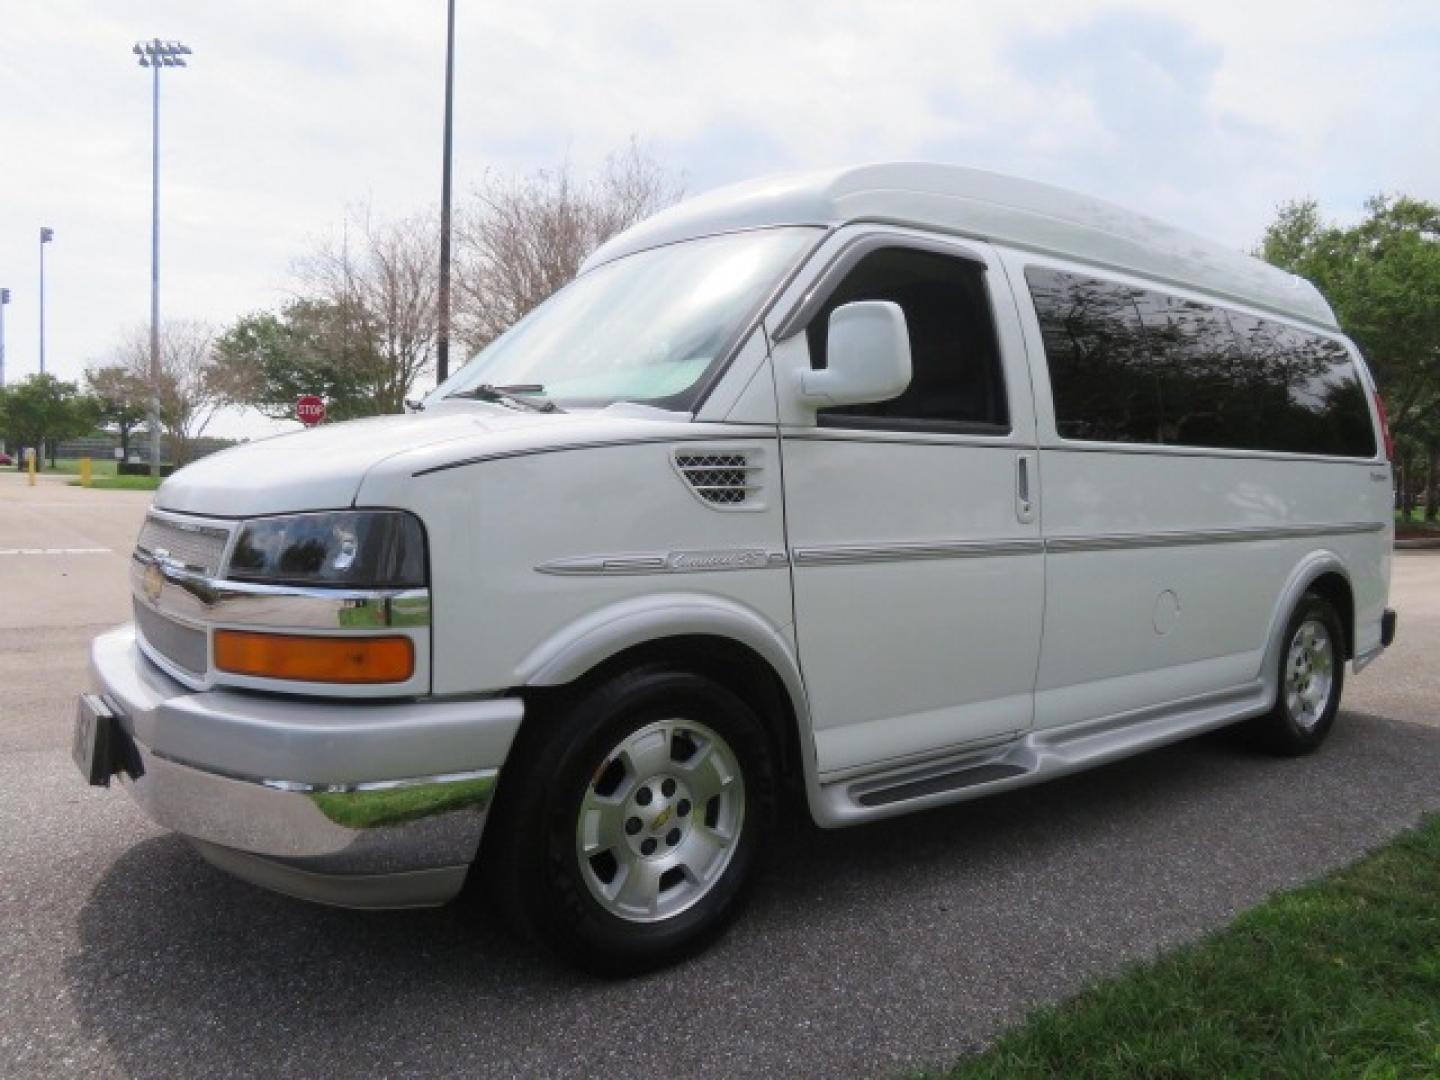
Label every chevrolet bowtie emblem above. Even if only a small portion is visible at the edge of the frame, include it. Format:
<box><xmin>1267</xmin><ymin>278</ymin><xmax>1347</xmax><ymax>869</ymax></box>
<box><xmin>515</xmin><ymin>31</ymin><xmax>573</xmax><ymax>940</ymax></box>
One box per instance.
<box><xmin>651</xmin><ymin>806</ymin><xmax>673</xmax><ymax>831</ymax></box>
<box><xmin>142</xmin><ymin>562</ymin><xmax>165</xmax><ymax>604</ymax></box>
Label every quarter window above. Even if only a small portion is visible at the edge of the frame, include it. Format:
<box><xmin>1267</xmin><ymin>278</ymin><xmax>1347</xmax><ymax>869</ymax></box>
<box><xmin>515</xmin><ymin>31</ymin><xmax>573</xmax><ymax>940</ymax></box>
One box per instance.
<box><xmin>1026</xmin><ymin>267</ymin><xmax>1376</xmax><ymax>458</ymax></box>
<box><xmin>807</xmin><ymin>247</ymin><xmax>1009</xmax><ymax>433</ymax></box>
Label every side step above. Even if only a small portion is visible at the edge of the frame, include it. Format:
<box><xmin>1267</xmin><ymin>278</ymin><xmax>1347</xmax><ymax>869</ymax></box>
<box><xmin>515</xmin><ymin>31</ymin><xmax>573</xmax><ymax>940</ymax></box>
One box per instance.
<box><xmin>854</xmin><ymin>759</ymin><xmax>1027</xmax><ymax>808</ymax></box>
<box><xmin>813</xmin><ymin>680</ymin><xmax>1270</xmax><ymax>827</ymax></box>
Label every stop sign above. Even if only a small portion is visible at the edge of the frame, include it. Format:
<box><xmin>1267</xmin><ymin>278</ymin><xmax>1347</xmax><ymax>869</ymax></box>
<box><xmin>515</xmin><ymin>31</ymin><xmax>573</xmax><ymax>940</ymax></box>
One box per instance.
<box><xmin>296</xmin><ymin>395</ymin><xmax>326</xmax><ymax>426</ymax></box>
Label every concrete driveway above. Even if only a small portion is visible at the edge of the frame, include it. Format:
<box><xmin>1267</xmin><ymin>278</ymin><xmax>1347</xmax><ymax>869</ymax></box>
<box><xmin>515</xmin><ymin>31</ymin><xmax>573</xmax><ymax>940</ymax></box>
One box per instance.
<box><xmin>2</xmin><ymin>470</ymin><xmax>1437</xmax><ymax>1078</ymax></box>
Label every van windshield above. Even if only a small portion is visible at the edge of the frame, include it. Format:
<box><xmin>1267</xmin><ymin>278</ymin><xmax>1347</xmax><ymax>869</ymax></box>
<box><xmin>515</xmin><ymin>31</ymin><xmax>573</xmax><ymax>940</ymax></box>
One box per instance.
<box><xmin>429</xmin><ymin>227</ymin><xmax>818</xmax><ymax>412</ymax></box>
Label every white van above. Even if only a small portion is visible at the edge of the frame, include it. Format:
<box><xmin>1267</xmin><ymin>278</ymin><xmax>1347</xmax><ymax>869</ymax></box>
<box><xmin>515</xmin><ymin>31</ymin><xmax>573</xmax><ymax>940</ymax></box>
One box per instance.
<box><xmin>76</xmin><ymin>164</ymin><xmax>1397</xmax><ymax>973</ymax></box>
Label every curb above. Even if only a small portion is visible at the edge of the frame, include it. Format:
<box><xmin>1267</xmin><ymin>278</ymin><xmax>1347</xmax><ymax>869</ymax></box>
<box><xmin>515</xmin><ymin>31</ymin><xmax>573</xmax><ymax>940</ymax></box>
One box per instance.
<box><xmin>1395</xmin><ymin>538</ymin><xmax>1440</xmax><ymax>550</ymax></box>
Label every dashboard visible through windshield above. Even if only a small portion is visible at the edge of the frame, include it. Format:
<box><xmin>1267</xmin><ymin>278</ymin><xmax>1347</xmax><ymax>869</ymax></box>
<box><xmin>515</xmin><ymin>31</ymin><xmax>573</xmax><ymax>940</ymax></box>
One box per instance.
<box><xmin>429</xmin><ymin>227</ymin><xmax>819</xmax><ymax>412</ymax></box>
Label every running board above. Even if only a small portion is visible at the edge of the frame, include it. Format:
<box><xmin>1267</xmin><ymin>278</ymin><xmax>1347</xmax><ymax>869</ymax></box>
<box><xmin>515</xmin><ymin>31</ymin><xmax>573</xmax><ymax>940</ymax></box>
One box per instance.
<box><xmin>854</xmin><ymin>760</ymin><xmax>1027</xmax><ymax>807</ymax></box>
<box><xmin>811</xmin><ymin>681</ymin><xmax>1270</xmax><ymax>827</ymax></box>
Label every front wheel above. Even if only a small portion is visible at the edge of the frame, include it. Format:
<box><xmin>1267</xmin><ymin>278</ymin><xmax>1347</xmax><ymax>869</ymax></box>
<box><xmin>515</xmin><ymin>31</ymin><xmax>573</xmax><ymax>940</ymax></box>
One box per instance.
<box><xmin>1245</xmin><ymin>592</ymin><xmax>1346</xmax><ymax>755</ymax></box>
<box><xmin>485</xmin><ymin>667</ymin><xmax>778</xmax><ymax>975</ymax></box>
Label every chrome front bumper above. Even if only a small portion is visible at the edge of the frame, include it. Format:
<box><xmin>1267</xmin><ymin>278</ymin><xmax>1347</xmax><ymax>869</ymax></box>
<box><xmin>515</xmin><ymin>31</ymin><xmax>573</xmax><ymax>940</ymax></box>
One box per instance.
<box><xmin>88</xmin><ymin>625</ymin><xmax>524</xmax><ymax>909</ymax></box>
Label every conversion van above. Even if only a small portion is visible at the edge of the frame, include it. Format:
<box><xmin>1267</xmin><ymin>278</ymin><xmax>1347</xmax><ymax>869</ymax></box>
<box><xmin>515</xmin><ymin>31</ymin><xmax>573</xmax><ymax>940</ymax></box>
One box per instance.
<box><xmin>75</xmin><ymin>164</ymin><xmax>1397</xmax><ymax>973</ymax></box>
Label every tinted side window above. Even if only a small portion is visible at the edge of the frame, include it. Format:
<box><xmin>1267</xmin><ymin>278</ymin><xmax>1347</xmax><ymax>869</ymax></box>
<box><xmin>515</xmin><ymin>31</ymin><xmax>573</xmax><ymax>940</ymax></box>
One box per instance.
<box><xmin>1028</xmin><ymin>267</ymin><xmax>1376</xmax><ymax>458</ymax></box>
<box><xmin>1024</xmin><ymin>267</ymin><xmax>1159</xmax><ymax>443</ymax></box>
<box><xmin>1131</xmin><ymin>292</ymin><xmax>1260</xmax><ymax>451</ymax></box>
<box><xmin>808</xmin><ymin>247</ymin><xmax>1009</xmax><ymax>432</ymax></box>
<box><xmin>1227</xmin><ymin>315</ymin><xmax>1377</xmax><ymax>457</ymax></box>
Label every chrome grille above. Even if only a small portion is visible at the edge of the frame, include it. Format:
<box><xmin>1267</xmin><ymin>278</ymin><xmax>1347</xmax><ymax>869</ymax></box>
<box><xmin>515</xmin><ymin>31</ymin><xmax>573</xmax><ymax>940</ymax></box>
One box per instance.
<box><xmin>136</xmin><ymin>514</ymin><xmax>230</xmax><ymax>576</ymax></box>
<box><xmin>674</xmin><ymin>451</ymin><xmax>761</xmax><ymax>508</ymax></box>
<box><xmin>134</xmin><ymin>600</ymin><xmax>208</xmax><ymax>676</ymax></box>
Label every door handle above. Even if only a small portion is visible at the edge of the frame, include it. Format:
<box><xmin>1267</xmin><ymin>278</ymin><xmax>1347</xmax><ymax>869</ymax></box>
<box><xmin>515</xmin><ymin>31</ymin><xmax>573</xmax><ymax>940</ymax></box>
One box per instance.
<box><xmin>1016</xmin><ymin>453</ymin><xmax>1036</xmax><ymax>524</ymax></box>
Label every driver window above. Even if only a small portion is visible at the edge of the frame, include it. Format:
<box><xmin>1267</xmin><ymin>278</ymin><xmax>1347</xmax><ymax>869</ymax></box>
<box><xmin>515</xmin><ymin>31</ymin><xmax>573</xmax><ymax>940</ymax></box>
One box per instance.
<box><xmin>805</xmin><ymin>247</ymin><xmax>1010</xmax><ymax>433</ymax></box>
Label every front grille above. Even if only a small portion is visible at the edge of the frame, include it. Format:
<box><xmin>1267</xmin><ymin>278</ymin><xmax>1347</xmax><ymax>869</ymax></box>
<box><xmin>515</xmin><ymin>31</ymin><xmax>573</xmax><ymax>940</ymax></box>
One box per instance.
<box><xmin>134</xmin><ymin>600</ymin><xmax>208</xmax><ymax>676</ymax></box>
<box><xmin>136</xmin><ymin>514</ymin><xmax>230</xmax><ymax>576</ymax></box>
<box><xmin>674</xmin><ymin>451</ymin><xmax>761</xmax><ymax>508</ymax></box>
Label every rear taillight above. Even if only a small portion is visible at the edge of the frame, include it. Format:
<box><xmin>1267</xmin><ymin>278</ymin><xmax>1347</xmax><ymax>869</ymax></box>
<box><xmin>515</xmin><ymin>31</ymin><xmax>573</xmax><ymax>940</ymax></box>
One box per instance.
<box><xmin>1374</xmin><ymin>390</ymin><xmax>1395</xmax><ymax>461</ymax></box>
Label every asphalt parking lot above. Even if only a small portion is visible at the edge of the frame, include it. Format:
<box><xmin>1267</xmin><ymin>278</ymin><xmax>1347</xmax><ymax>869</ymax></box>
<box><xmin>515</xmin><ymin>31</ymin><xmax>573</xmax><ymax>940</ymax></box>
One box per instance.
<box><xmin>3</xmin><ymin>470</ymin><xmax>1438</xmax><ymax>1079</ymax></box>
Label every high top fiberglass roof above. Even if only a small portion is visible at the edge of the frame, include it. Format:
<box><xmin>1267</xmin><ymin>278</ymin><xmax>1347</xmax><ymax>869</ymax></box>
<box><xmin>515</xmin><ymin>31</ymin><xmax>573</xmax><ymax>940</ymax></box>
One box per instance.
<box><xmin>583</xmin><ymin>162</ymin><xmax>1337</xmax><ymax>331</ymax></box>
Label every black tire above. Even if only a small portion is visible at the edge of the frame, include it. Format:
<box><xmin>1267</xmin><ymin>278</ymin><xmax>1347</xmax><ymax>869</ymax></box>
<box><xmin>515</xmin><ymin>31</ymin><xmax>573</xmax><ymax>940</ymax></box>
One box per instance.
<box><xmin>482</xmin><ymin>665</ymin><xmax>778</xmax><ymax>975</ymax></box>
<box><xmin>1245</xmin><ymin>591</ymin><xmax>1346</xmax><ymax>756</ymax></box>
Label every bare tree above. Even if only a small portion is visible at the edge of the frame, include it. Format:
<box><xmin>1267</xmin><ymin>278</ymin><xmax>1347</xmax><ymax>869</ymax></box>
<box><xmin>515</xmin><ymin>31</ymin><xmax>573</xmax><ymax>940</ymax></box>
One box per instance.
<box><xmin>453</xmin><ymin>142</ymin><xmax>683</xmax><ymax>354</ymax></box>
<box><xmin>113</xmin><ymin>320</ymin><xmax>230</xmax><ymax>465</ymax></box>
<box><xmin>297</xmin><ymin>207</ymin><xmax>439</xmax><ymax>413</ymax></box>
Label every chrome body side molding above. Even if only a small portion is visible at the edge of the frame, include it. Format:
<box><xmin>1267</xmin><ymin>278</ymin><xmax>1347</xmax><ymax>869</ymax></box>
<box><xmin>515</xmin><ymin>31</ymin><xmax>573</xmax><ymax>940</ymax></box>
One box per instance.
<box><xmin>793</xmin><ymin>538</ymin><xmax>1044</xmax><ymax>566</ymax></box>
<box><xmin>535</xmin><ymin>550</ymin><xmax>789</xmax><ymax>576</ymax></box>
<box><xmin>1045</xmin><ymin>520</ymin><xmax>1384</xmax><ymax>554</ymax></box>
<box><xmin>541</xmin><ymin>522</ymin><xmax>1383</xmax><ymax>577</ymax></box>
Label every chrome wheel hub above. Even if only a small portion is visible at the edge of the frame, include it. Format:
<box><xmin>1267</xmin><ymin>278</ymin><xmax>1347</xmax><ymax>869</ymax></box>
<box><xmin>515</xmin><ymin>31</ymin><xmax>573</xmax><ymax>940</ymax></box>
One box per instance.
<box><xmin>576</xmin><ymin>719</ymin><xmax>745</xmax><ymax>923</ymax></box>
<box><xmin>1284</xmin><ymin>618</ymin><xmax>1334</xmax><ymax>731</ymax></box>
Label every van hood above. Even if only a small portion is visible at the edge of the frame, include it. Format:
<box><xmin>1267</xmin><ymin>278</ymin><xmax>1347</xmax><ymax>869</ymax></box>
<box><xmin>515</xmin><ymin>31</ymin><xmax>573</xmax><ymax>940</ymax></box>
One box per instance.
<box><xmin>153</xmin><ymin>404</ymin><xmax>694</xmax><ymax>518</ymax></box>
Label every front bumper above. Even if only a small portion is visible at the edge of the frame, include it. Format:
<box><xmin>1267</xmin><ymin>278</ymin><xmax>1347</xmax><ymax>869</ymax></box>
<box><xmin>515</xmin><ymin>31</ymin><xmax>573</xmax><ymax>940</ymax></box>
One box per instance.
<box><xmin>87</xmin><ymin>624</ymin><xmax>524</xmax><ymax>908</ymax></box>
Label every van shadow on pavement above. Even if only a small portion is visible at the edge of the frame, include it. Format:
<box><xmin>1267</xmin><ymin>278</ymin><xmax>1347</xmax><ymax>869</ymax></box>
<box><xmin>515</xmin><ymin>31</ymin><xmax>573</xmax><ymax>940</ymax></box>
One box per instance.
<box><xmin>65</xmin><ymin>713</ymin><xmax>1440</xmax><ymax>1079</ymax></box>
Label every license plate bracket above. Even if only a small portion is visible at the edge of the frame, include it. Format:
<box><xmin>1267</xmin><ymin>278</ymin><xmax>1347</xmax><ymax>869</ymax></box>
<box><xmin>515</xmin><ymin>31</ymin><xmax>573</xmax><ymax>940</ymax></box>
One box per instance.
<box><xmin>73</xmin><ymin>694</ymin><xmax>118</xmax><ymax>787</ymax></box>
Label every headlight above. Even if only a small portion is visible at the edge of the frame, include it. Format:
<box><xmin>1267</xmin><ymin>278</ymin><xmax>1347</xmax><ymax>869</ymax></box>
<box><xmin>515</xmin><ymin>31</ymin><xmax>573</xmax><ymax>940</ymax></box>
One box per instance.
<box><xmin>225</xmin><ymin>511</ymin><xmax>426</xmax><ymax>589</ymax></box>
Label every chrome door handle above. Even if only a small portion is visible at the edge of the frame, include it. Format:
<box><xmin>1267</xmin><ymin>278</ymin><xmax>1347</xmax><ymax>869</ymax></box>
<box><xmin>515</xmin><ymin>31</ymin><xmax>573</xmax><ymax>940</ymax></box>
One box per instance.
<box><xmin>1016</xmin><ymin>453</ymin><xmax>1036</xmax><ymax>524</ymax></box>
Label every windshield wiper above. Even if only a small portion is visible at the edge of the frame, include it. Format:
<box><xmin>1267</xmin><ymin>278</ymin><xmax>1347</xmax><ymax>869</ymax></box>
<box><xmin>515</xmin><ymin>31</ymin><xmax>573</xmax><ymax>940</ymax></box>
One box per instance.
<box><xmin>447</xmin><ymin>383</ymin><xmax>562</xmax><ymax>413</ymax></box>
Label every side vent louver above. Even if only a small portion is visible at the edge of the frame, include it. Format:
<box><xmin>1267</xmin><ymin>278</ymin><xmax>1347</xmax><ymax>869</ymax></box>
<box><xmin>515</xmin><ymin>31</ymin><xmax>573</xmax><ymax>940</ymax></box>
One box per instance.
<box><xmin>673</xmin><ymin>448</ymin><xmax>764</xmax><ymax>510</ymax></box>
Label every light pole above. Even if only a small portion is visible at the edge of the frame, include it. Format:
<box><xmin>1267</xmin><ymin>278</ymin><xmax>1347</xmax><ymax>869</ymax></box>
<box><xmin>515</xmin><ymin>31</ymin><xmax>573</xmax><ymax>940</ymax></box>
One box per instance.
<box><xmin>0</xmin><ymin>286</ymin><xmax>7</xmax><ymax>455</ymax></box>
<box><xmin>133</xmin><ymin>38</ymin><xmax>191</xmax><ymax>477</ymax></box>
<box><xmin>38</xmin><ymin>228</ymin><xmax>53</xmax><ymax>375</ymax></box>
<box><xmin>435</xmin><ymin>0</ymin><xmax>456</xmax><ymax>385</ymax></box>
<box><xmin>0</xmin><ymin>287</ymin><xmax>10</xmax><ymax>388</ymax></box>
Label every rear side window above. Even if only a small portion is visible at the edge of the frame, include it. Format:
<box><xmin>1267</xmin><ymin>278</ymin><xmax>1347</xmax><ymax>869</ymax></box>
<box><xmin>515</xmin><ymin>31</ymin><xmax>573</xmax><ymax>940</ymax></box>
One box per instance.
<box><xmin>1024</xmin><ymin>269</ymin><xmax>1157</xmax><ymax>443</ymax></box>
<box><xmin>1026</xmin><ymin>267</ymin><xmax>1376</xmax><ymax>457</ymax></box>
<box><xmin>807</xmin><ymin>247</ymin><xmax>1009</xmax><ymax>433</ymax></box>
<box><xmin>1130</xmin><ymin>292</ymin><xmax>1260</xmax><ymax>451</ymax></box>
<box><xmin>1225</xmin><ymin>315</ymin><xmax>1377</xmax><ymax>458</ymax></box>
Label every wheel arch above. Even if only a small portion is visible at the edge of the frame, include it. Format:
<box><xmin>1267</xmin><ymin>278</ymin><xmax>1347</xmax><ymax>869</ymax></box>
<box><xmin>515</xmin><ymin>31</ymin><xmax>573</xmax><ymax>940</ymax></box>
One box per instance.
<box><xmin>1305</xmin><ymin>570</ymin><xmax>1355</xmax><ymax>660</ymax></box>
<box><xmin>1259</xmin><ymin>552</ymin><xmax>1355</xmax><ymax>704</ymax></box>
<box><xmin>513</xmin><ymin>593</ymin><xmax>816</xmax><ymax>788</ymax></box>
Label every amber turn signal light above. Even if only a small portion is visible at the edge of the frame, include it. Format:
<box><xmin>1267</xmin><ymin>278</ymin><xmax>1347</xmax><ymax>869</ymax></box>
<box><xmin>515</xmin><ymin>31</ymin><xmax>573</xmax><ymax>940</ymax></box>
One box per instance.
<box><xmin>213</xmin><ymin>630</ymin><xmax>414</xmax><ymax>684</ymax></box>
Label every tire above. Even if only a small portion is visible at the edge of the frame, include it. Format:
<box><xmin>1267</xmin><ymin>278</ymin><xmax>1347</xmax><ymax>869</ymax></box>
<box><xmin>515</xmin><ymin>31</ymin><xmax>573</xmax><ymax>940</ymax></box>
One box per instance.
<box><xmin>483</xmin><ymin>666</ymin><xmax>778</xmax><ymax>975</ymax></box>
<box><xmin>1246</xmin><ymin>591</ymin><xmax>1346</xmax><ymax>755</ymax></box>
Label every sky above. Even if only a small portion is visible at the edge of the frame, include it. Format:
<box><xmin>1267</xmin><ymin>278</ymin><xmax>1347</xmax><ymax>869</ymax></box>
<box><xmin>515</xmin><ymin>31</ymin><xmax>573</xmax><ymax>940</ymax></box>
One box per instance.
<box><xmin>1</xmin><ymin>0</ymin><xmax>1437</xmax><ymax>437</ymax></box>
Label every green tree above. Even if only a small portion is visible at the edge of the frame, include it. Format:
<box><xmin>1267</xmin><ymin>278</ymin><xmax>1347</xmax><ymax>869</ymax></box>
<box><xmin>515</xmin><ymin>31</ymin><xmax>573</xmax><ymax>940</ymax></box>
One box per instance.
<box><xmin>1261</xmin><ymin>195</ymin><xmax>1440</xmax><ymax>516</ymax></box>
<box><xmin>0</xmin><ymin>374</ymin><xmax>99</xmax><ymax>469</ymax></box>
<box><xmin>85</xmin><ymin>363</ymin><xmax>150</xmax><ymax>460</ymax></box>
<box><xmin>212</xmin><ymin>300</ymin><xmax>383</xmax><ymax>422</ymax></box>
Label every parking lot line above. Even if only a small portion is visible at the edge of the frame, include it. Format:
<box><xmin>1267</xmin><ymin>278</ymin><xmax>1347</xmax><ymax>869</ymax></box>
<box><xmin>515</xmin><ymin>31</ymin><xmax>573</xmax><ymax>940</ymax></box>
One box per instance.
<box><xmin>0</xmin><ymin>547</ymin><xmax>112</xmax><ymax>556</ymax></box>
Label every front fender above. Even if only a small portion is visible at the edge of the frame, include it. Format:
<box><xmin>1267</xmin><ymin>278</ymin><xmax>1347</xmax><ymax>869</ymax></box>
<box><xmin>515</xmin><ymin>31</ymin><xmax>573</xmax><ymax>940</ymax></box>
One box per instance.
<box><xmin>515</xmin><ymin>591</ymin><xmax>800</xmax><ymax>694</ymax></box>
<box><xmin>513</xmin><ymin>591</ymin><xmax>834</xmax><ymax>825</ymax></box>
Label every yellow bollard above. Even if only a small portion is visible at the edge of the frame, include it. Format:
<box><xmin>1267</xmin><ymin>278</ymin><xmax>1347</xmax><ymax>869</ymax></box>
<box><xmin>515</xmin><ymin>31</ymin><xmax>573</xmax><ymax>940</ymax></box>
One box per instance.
<box><xmin>80</xmin><ymin>457</ymin><xmax>93</xmax><ymax>488</ymax></box>
<box><xmin>27</xmin><ymin>449</ymin><xmax>36</xmax><ymax>487</ymax></box>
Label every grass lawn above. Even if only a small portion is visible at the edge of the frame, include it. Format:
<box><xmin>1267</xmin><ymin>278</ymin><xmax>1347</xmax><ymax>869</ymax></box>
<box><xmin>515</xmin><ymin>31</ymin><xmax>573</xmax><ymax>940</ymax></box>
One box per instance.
<box><xmin>67</xmin><ymin>475</ymin><xmax>163</xmax><ymax>491</ymax></box>
<box><xmin>50</xmin><ymin>457</ymin><xmax>120</xmax><ymax>477</ymax></box>
<box><xmin>936</xmin><ymin>816</ymin><xmax>1440</xmax><ymax>1078</ymax></box>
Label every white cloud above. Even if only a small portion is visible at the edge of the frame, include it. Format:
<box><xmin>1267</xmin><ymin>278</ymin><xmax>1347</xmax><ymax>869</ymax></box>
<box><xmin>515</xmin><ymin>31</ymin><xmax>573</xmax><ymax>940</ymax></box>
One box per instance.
<box><xmin>0</xmin><ymin>0</ymin><xmax>1435</xmax><ymax>436</ymax></box>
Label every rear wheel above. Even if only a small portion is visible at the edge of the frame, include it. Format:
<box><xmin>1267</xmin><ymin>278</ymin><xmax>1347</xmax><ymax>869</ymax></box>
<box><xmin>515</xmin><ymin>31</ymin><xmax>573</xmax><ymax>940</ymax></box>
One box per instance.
<box><xmin>485</xmin><ymin>666</ymin><xmax>777</xmax><ymax>975</ymax></box>
<box><xmin>1246</xmin><ymin>592</ymin><xmax>1345</xmax><ymax>755</ymax></box>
